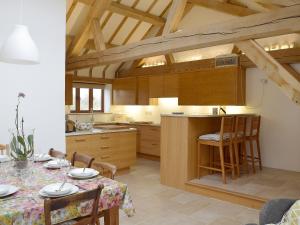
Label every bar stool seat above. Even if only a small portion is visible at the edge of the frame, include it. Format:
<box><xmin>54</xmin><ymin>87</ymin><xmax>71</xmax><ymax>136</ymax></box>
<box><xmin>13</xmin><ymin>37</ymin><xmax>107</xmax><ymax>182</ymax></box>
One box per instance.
<box><xmin>197</xmin><ymin>116</ymin><xmax>235</xmax><ymax>184</ymax></box>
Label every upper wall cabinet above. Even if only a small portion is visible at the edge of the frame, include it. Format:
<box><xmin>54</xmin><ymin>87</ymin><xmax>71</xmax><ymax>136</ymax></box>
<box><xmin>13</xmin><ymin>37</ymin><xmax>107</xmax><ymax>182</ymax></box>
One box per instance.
<box><xmin>178</xmin><ymin>67</ymin><xmax>245</xmax><ymax>105</ymax></box>
<box><xmin>65</xmin><ymin>74</ymin><xmax>73</xmax><ymax>105</ymax></box>
<box><xmin>149</xmin><ymin>74</ymin><xmax>179</xmax><ymax>98</ymax></box>
<box><xmin>112</xmin><ymin>77</ymin><xmax>137</xmax><ymax>105</ymax></box>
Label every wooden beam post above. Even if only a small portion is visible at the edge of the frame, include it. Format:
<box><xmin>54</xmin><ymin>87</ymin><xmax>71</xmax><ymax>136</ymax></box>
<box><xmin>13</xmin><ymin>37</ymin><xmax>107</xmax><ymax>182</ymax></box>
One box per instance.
<box><xmin>67</xmin><ymin>5</ymin><xmax>300</xmax><ymax>70</ymax></box>
<box><xmin>92</xmin><ymin>19</ymin><xmax>106</xmax><ymax>51</ymax></box>
<box><xmin>68</xmin><ymin>0</ymin><xmax>111</xmax><ymax>57</ymax></box>
<box><xmin>236</xmin><ymin>40</ymin><xmax>300</xmax><ymax>105</ymax></box>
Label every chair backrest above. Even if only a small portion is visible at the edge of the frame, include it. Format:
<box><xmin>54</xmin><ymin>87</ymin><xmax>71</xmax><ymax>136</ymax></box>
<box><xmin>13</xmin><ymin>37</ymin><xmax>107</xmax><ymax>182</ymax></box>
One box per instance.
<box><xmin>44</xmin><ymin>185</ymin><xmax>103</xmax><ymax>225</ymax></box>
<box><xmin>220</xmin><ymin>116</ymin><xmax>234</xmax><ymax>141</ymax></box>
<box><xmin>71</xmin><ymin>152</ymin><xmax>94</xmax><ymax>168</ymax></box>
<box><xmin>250</xmin><ymin>115</ymin><xmax>261</xmax><ymax>136</ymax></box>
<box><xmin>48</xmin><ymin>148</ymin><xmax>67</xmax><ymax>159</ymax></box>
<box><xmin>234</xmin><ymin>116</ymin><xmax>247</xmax><ymax>138</ymax></box>
<box><xmin>0</xmin><ymin>144</ymin><xmax>9</xmax><ymax>155</ymax></box>
<box><xmin>93</xmin><ymin>161</ymin><xmax>117</xmax><ymax>180</ymax></box>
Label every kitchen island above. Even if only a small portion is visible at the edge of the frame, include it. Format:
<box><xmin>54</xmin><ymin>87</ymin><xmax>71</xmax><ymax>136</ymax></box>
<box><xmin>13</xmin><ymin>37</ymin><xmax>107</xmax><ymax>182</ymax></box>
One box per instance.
<box><xmin>66</xmin><ymin>128</ymin><xmax>137</xmax><ymax>170</ymax></box>
<box><xmin>160</xmin><ymin>114</ymin><xmax>264</xmax><ymax>209</ymax></box>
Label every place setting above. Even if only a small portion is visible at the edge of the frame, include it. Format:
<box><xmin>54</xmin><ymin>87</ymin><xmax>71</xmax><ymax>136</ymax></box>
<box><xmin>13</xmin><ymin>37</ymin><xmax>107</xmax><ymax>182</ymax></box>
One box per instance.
<box><xmin>0</xmin><ymin>184</ymin><xmax>19</xmax><ymax>199</ymax></box>
<box><xmin>43</xmin><ymin>158</ymin><xmax>71</xmax><ymax>169</ymax></box>
<box><xmin>67</xmin><ymin>167</ymin><xmax>99</xmax><ymax>180</ymax></box>
<box><xmin>39</xmin><ymin>181</ymin><xmax>79</xmax><ymax>198</ymax></box>
<box><xmin>33</xmin><ymin>153</ymin><xmax>53</xmax><ymax>162</ymax></box>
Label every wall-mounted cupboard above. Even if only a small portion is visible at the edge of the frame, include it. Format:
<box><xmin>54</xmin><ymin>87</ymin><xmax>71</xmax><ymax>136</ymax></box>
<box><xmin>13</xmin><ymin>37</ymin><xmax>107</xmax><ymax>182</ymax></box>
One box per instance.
<box><xmin>112</xmin><ymin>66</ymin><xmax>245</xmax><ymax>106</ymax></box>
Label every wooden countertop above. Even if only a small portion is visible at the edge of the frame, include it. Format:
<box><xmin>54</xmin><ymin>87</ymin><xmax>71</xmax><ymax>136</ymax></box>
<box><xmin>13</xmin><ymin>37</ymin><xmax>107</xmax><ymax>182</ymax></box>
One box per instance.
<box><xmin>65</xmin><ymin>128</ymin><xmax>137</xmax><ymax>137</ymax></box>
<box><xmin>161</xmin><ymin>113</ymin><xmax>256</xmax><ymax>118</ymax></box>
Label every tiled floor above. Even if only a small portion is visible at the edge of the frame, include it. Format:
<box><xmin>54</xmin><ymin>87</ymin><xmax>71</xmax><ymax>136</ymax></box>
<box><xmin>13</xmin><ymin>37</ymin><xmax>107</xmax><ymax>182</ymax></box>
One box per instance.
<box><xmin>116</xmin><ymin>159</ymin><xmax>259</xmax><ymax>225</ymax></box>
<box><xmin>191</xmin><ymin>167</ymin><xmax>300</xmax><ymax>200</ymax></box>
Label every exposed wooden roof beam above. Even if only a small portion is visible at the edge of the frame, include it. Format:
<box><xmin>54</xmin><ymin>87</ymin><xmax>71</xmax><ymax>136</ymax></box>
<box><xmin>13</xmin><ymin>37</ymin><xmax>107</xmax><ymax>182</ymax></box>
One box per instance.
<box><xmin>117</xmin><ymin>48</ymin><xmax>300</xmax><ymax>77</ymax></box>
<box><xmin>67</xmin><ymin>0</ymin><xmax>78</xmax><ymax>22</ymax></box>
<box><xmin>163</xmin><ymin>0</ymin><xmax>187</xmax><ymax>64</ymax></box>
<box><xmin>108</xmin><ymin>2</ymin><xmax>166</xmax><ymax>26</ymax></box>
<box><xmin>189</xmin><ymin>0</ymin><xmax>257</xmax><ymax>16</ymax></box>
<box><xmin>254</xmin><ymin>0</ymin><xmax>300</xmax><ymax>7</ymax></box>
<box><xmin>92</xmin><ymin>19</ymin><xmax>106</xmax><ymax>51</ymax></box>
<box><xmin>230</xmin><ymin>0</ymin><xmax>270</xmax><ymax>12</ymax></box>
<box><xmin>236</xmin><ymin>40</ymin><xmax>300</xmax><ymax>105</ymax></box>
<box><xmin>68</xmin><ymin>0</ymin><xmax>111</xmax><ymax>57</ymax></box>
<box><xmin>66</xmin><ymin>35</ymin><xmax>116</xmax><ymax>50</ymax></box>
<box><xmin>67</xmin><ymin>5</ymin><xmax>300</xmax><ymax>70</ymax></box>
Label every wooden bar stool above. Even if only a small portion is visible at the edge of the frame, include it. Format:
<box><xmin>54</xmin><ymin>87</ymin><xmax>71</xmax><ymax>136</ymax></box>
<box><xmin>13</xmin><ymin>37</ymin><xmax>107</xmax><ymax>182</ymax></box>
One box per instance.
<box><xmin>233</xmin><ymin>116</ymin><xmax>249</xmax><ymax>177</ymax></box>
<box><xmin>246</xmin><ymin>115</ymin><xmax>262</xmax><ymax>173</ymax></box>
<box><xmin>197</xmin><ymin>116</ymin><xmax>235</xmax><ymax>184</ymax></box>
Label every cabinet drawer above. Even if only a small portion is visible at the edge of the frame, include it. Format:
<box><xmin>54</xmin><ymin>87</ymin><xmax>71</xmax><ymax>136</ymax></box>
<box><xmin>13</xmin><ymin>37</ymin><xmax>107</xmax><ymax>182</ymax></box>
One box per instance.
<box><xmin>138</xmin><ymin>126</ymin><xmax>160</xmax><ymax>141</ymax></box>
<box><xmin>140</xmin><ymin>140</ymin><xmax>160</xmax><ymax>156</ymax></box>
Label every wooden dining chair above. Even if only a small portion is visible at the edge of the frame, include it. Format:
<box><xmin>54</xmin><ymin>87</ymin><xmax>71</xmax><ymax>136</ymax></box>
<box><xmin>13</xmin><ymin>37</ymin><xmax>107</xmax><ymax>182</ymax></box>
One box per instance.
<box><xmin>233</xmin><ymin>116</ymin><xmax>249</xmax><ymax>177</ymax></box>
<box><xmin>246</xmin><ymin>115</ymin><xmax>262</xmax><ymax>173</ymax></box>
<box><xmin>0</xmin><ymin>144</ymin><xmax>9</xmax><ymax>155</ymax></box>
<box><xmin>198</xmin><ymin>116</ymin><xmax>235</xmax><ymax>184</ymax></box>
<box><xmin>44</xmin><ymin>185</ymin><xmax>103</xmax><ymax>225</ymax></box>
<box><xmin>71</xmin><ymin>152</ymin><xmax>94</xmax><ymax>168</ymax></box>
<box><xmin>49</xmin><ymin>148</ymin><xmax>67</xmax><ymax>158</ymax></box>
<box><xmin>93</xmin><ymin>161</ymin><xmax>117</xmax><ymax>180</ymax></box>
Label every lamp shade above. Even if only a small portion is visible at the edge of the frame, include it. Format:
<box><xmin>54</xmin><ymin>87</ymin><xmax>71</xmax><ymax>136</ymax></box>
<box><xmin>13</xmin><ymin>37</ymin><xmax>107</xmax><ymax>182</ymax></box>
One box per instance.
<box><xmin>0</xmin><ymin>25</ymin><xmax>39</xmax><ymax>65</ymax></box>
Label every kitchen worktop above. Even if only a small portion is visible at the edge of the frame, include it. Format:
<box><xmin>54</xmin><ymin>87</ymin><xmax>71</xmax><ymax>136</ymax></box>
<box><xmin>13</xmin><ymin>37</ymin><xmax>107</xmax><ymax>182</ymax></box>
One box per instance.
<box><xmin>65</xmin><ymin>128</ymin><xmax>137</xmax><ymax>137</ymax></box>
<box><xmin>161</xmin><ymin>113</ymin><xmax>255</xmax><ymax>118</ymax></box>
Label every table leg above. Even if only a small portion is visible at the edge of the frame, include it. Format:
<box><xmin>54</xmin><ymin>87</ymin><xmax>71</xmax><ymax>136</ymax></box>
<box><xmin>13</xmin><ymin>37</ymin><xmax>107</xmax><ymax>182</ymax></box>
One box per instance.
<box><xmin>104</xmin><ymin>206</ymin><xmax>119</xmax><ymax>225</ymax></box>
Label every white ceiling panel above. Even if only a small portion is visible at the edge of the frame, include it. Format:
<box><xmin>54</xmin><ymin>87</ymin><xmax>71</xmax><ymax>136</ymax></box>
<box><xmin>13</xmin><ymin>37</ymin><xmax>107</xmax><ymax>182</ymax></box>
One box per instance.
<box><xmin>67</xmin><ymin>3</ymin><xmax>90</xmax><ymax>35</ymax></box>
<box><xmin>150</xmin><ymin>0</ymin><xmax>171</xmax><ymax>16</ymax></box>
<box><xmin>126</xmin><ymin>22</ymin><xmax>152</xmax><ymax>44</ymax></box>
<box><xmin>102</xmin><ymin>13</ymin><xmax>125</xmax><ymax>42</ymax></box>
<box><xmin>135</xmin><ymin>0</ymin><xmax>155</xmax><ymax>12</ymax></box>
<box><xmin>112</xmin><ymin>17</ymin><xmax>139</xmax><ymax>45</ymax></box>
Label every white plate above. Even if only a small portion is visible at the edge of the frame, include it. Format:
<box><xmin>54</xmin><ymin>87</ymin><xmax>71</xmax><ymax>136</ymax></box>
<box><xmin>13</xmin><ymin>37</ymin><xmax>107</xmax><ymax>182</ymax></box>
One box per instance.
<box><xmin>43</xmin><ymin>183</ymin><xmax>72</xmax><ymax>196</ymax></box>
<box><xmin>0</xmin><ymin>185</ymin><xmax>9</xmax><ymax>195</ymax></box>
<box><xmin>68</xmin><ymin>168</ymin><xmax>99</xmax><ymax>179</ymax></box>
<box><xmin>0</xmin><ymin>185</ymin><xmax>19</xmax><ymax>197</ymax></box>
<box><xmin>43</xmin><ymin>160</ymin><xmax>69</xmax><ymax>169</ymax></box>
<box><xmin>39</xmin><ymin>183</ymin><xmax>79</xmax><ymax>198</ymax></box>
<box><xmin>34</xmin><ymin>154</ymin><xmax>52</xmax><ymax>162</ymax></box>
<box><xmin>0</xmin><ymin>155</ymin><xmax>10</xmax><ymax>163</ymax></box>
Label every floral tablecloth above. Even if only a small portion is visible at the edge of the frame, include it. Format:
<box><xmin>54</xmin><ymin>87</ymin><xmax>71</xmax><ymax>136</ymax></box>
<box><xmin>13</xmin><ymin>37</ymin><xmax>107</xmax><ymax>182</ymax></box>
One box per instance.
<box><xmin>0</xmin><ymin>162</ymin><xmax>135</xmax><ymax>225</ymax></box>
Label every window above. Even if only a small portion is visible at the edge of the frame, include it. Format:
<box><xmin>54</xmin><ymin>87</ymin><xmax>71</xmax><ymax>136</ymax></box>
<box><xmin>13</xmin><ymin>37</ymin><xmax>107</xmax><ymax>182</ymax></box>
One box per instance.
<box><xmin>71</xmin><ymin>87</ymin><xmax>104</xmax><ymax>113</ymax></box>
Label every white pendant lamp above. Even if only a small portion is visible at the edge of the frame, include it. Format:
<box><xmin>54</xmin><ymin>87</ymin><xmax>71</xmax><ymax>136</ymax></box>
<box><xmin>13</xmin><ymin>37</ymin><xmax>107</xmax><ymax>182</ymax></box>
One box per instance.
<box><xmin>0</xmin><ymin>0</ymin><xmax>39</xmax><ymax>65</ymax></box>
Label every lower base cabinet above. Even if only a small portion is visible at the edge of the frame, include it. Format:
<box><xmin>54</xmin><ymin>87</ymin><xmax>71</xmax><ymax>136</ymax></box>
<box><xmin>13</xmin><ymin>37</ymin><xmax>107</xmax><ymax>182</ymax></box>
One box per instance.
<box><xmin>66</xmin><ymin>131</ymin><xmax>137</xmax><ymax>169</ymax></box>
<box><xmin>135</xmin><ymin>125</ymin><xmax>160</xmax><ymax>157</ymax></box>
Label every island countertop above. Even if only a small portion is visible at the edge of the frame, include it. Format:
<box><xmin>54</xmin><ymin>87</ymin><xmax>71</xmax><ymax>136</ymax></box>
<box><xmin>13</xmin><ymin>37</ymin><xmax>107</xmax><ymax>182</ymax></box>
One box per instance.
<box><xmin>161</xmin><ymin>113</ymin><xmax>255</xmax><ymax>118</ymax></box>
<box><xmin>65</xmin><ymin>128</ymin><xmax>137</xmax><ymax>137</ymax></box>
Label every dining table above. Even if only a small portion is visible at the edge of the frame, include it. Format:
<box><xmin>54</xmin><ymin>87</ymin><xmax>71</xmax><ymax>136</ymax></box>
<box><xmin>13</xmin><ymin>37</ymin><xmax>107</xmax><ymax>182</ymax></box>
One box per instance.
<box><xmin>0</xmin><ymin>159</ymin><xmax>135</xmax><ymax>225</ymax></box>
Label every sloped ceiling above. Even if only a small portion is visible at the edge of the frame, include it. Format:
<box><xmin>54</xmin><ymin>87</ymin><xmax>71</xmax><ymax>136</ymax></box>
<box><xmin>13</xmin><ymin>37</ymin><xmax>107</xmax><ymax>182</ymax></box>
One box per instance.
<box><xmin>67</xmin><ymin>0</ymin><xmax>300</xmax><ymax>78</ymax></box>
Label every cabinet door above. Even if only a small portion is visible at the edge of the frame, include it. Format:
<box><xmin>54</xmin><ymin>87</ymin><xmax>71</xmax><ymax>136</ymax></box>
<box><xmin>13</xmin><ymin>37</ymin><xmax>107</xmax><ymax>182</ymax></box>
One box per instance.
<box><xmin>164</xmin><ymin>74</ymin><xmax>179</xmax><ymax>97</ymax></box>
<box><xmin>149</xmin><ymin>75</ymin><xmax>164</xmax><ymax>98</ymax></box>
<box><xmin>137</xmin><ymin>76</ymin><xmax>150</xmax><ymax>105</ymax></box>
<box><xmin>65</xmin><ymin>74</ymin><xmax>73</xmax><ymax>105</ymax></box>
<box><xmin>112</xmin><ymin>77</ymin><xmax>137</xmax><ymax>105</ymax></box>
<box><xmin>179</xmin><ymin>67</ymin><xmax>245</xmax><ymax>105</ymax></box>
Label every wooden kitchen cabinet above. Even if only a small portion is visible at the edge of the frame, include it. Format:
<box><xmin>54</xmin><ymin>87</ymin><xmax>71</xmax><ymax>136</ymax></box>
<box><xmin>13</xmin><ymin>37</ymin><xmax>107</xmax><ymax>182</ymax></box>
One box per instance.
<box><xmin>149</xmin><ymin>74</ymin><xmax>179</xmax><ymax>98</ymax></box>
<box><xmin>137</xmin><ymin>76</ymin><xmax>158</xmax><ymax>105</ymax></box>
<box><xmin>112</xmin><ymin>77</ymin><xmax>137</xmax><ymax>105</ymax></box>
<box><xmin>66</xmin><ymin>131</ymin><xmax>137</xmax><ymax>169</ymax></box>
<box><xmin>65</xmin><ymin>74</ymin><xmax>73</xmax><ymax>105</ymax></box>
<box><xmin>178</xmin><ymin>66</ymin><xmax>245</xmax><ymax>105</ymax></box>
<box><xmin>135</xmin><ymin>125</ymin><xmax>161</xmax><ymax>157</ymax></box>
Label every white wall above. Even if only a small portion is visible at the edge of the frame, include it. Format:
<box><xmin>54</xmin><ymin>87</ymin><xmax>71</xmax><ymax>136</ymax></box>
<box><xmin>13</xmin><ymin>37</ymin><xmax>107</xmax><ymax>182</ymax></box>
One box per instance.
<box><xmin>241</xmin><ymin>66</ymin><xmax>300</xmax><ymax>172</ymax></box>
<box><xmin>0</xmin><ymin>0</ymin><xmax>66</xmax><ymax>153</ymax></box>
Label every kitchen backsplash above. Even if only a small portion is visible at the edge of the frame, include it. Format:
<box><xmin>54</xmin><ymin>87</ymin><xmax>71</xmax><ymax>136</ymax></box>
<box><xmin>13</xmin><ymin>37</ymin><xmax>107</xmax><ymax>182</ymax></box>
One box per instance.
<box><xmin>66</xmin><ymin>98</ymin><xmax>250</xmax><ymax>124</ymax></box>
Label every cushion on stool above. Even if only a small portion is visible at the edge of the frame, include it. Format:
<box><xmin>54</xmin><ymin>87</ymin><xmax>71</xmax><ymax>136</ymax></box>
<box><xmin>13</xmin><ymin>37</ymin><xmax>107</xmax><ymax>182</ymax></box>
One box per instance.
<box><xmin>199</xmin><ymin>133</ymin><xmax>230</xmax><ymax>141</ymax></box>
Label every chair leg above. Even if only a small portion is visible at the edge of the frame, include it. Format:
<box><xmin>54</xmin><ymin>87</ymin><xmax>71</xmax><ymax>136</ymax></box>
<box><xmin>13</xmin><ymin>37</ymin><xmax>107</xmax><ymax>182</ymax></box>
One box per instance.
<box><xmin>198</xmin><ymin>142</ymin><xmax>201</xmax><ymax>178</ymax></box>
<box><xmin>243</xmin><ymin>140</ymin><xmax>249</xmax><ymax>174</ymax></box>
<box><xmin>256</xmin><ymin>138</ymin><xmax>262</xmax><ymax>170</ymax></box>
<box><xmin>234</xmin><ymin>142</ymin><xmax>240</xmax><ymax>177</ymax></box>
<box><xmin>249</xmin><ymin>139</ymin><xmax>256</xmax><ymax>174</ymax></box>
<box><xmin>229</xmin><ymin>143</ymin><xmax>235</xmax><ymax>179</ymax></box>
<box><xmin>209</xmin><ymin>146</ymin><xmax>213</xmax><ymax>175</ymax></box>
<box><xmin>219</xmin><ymin>145</ymin><xmax>226</xmax><ymax>184</ymax></box>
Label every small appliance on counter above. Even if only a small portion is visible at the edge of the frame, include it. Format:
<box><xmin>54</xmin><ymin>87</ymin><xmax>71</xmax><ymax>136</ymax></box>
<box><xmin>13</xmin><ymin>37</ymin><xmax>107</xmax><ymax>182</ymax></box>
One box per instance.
<box><xmin>65</xmin><ymin>115</ymin><xmax>76</xmax><ymax>133</ymax></box>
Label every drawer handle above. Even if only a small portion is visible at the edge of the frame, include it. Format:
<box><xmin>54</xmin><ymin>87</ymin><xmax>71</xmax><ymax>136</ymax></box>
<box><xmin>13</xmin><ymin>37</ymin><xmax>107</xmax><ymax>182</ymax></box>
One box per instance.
<box><xmin>100</xmin><ymin>146</ymin><xmax>110</xmax><ymax>149</ymax></box>
<box><xmin>101</xmin><ymin>155</ymin><xmax>110</xmax><ymax>159</ymax></box>
<box><xmin>152</xmin><ymin>143</ymin><xmax>158</xmax><ymax>146</ymax></box>
<box><xmin>75</xmin><ymin>139</ymin><xmax>86</xmax><ymax>142</ymax></box>
<box><xmin>100</xmin><ymin>136</ymin><xmax>110</xmax><ymax>139</ymax></box>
